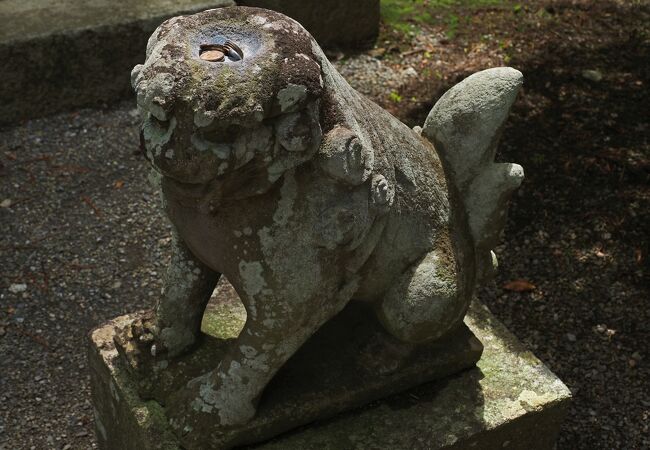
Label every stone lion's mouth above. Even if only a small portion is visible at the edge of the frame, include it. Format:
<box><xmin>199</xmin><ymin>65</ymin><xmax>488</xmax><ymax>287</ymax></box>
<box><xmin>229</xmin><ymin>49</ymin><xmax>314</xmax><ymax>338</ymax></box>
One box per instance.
<box><xmin>162</xmin><ymin>174</ymin><xmax>213</xmax><ymax>197</ymax></box>
<box><xmin>158</xmin><ymin>166</ymin><xmax>227</xmax><ymax>212</ymax></box>
<box><xmin>158</xmin><ymin>167</ymin><xmax>212</xmax><ymax>187</ymax></box>
<box><xmin>150</xmin><ymin>150</ymin><xmax>224</xmax><ymax>188</ymax></box>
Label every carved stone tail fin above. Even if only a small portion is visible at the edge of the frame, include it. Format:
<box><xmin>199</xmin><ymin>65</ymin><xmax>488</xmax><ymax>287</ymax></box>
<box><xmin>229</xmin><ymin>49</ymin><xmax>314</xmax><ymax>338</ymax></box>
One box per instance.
<box><xmin>422</xmin><ymin>67</ymin><xmax>524</xmax><ymax>283</ymax></box>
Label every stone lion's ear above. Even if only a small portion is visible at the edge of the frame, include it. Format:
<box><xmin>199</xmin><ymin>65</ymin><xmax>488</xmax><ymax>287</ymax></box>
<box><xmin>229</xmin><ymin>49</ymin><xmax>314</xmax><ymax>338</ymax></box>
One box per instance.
<box><xmin>318</xmin><ymin>127</ymin><xmax>374</xmax><ymax>186</ymax></box>
<box><xmin>274</xmin><ymin>112</ymin><xmax>315</xmax><ymax>153</ymax></box>
<box><xmin>131</xmin><ymin>64</ymin><xmax>144</xmax><ymax>90</ymax></box>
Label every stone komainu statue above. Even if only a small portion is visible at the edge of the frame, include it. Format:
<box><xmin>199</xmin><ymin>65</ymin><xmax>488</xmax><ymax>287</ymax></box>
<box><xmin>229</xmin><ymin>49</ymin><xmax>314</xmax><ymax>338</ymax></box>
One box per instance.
<box><xmin>124</xmin><ymin>5</ymin><xmax>523</xmax><ymax>441</ymax></box>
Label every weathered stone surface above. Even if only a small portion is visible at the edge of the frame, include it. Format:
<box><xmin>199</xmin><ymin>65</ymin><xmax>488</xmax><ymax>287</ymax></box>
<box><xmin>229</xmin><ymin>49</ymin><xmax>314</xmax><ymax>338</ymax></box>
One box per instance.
<box><xmin>107</xmin><ymin>6</ymin><xmax>528</xmax><ymax>446</ymax></box>
<box><xmin>423</xmin><ymin>67</ymin><xmax>525</xmax><ymax>284</ymax></box>
<box><xmin>88</xmin><ymin>299</ymin><xmax>571</xmax><ymax>449</ymax></box>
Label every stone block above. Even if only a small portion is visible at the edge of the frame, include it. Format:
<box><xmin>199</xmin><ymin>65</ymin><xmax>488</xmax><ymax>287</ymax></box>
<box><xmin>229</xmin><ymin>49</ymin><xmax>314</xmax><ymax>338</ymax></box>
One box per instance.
<box><xmin>0</xmin><ymin>0</ymin><xmax>236</xmax><ymax>126</ymax></box>
<box><xmin>88</xmin><ymin>298</ymin><xmax>570</xmax><ymax>449</ymax></box>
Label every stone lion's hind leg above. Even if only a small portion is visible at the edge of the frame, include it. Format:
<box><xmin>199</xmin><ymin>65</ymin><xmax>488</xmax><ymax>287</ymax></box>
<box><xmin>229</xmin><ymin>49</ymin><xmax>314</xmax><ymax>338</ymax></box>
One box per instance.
<box><xmin>375</xmin><ymin>249</ymin><xmax>467</xmax><ymax>343</ymax></box>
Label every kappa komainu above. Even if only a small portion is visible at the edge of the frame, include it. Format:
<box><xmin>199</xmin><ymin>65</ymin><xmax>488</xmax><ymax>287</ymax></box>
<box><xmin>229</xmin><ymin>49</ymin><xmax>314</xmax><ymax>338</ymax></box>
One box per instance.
<box><xmin>119</xmin><ymin>5</ymin><xmax>524</xmax><ymax>444</ymax></box>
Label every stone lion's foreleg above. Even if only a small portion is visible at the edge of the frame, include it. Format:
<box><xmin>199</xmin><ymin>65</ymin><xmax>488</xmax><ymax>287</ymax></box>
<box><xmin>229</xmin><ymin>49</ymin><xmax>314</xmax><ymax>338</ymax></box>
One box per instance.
<box><xmin>375</xmin><ymin>247</ymin><xmax>468</xmax><ymax>343</ymax></box>
<box><xmin>114</xmin><ymin>228</ymin><xmax>220</xmax><ymax>380</ymax></box>
<box><xmin>165</xmin><ymin>277</ymin><xmax>359</xmax><ymax>439</ymax></box>
<box><xmin>152</xmin><ymin>229</ymin><xmax>221</xmax><ymax>357</ymax></box>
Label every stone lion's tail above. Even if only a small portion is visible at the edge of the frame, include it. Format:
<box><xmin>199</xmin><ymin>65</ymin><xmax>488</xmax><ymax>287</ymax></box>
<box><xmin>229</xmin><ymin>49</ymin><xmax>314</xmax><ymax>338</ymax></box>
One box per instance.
<box><xmin>422</xmin><ymin>67</ymin><xmax>524</xmax><ymax>284</ymax></box>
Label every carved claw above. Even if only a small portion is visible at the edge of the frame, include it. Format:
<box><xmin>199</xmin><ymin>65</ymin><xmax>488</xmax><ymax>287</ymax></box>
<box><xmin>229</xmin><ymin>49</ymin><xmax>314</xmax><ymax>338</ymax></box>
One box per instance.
<box><xmin>113</xmin><ymin>311</ymin><xmax>167</xmax><ymax>376</ymax></box>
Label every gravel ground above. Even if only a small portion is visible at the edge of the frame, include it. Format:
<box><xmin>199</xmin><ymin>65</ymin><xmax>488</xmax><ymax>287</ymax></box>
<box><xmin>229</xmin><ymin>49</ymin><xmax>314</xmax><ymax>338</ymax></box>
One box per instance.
<box><xmin>1</xmin><ymin>1</ymin><xmax>648</xmax><ymax>449</ymax></box>
<box><xmin>0</xmin><ymin>105</ymin><xmax>167</xmax><ymax>449</ymax></box>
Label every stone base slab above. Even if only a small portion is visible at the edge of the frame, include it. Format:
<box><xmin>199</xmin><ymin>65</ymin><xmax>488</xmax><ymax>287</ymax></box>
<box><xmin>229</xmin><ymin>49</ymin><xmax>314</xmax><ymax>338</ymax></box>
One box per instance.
<box><xmin>88</xmin><ymin>300</ymin><xmax>571</xmax><ymax>449</ymax></box>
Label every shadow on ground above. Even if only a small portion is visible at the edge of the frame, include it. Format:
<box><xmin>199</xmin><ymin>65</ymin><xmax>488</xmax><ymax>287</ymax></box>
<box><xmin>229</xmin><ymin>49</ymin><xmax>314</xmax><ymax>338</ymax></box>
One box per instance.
<box><xmin>396</xmin><ymin>1</ymin><xmax>649</xmax><ymax>448</ymax></box>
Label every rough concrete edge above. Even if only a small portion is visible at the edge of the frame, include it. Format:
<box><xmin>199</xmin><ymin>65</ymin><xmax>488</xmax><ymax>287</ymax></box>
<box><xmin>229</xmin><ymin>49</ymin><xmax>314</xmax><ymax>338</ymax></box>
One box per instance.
<box><xmin>0</xmin><ymin>1</ymin><xmax>237</xmax><ymax>44</ymax></box>
<box><xmin>88</xmin><ymin>312</ymin><xmax>483</xmax><ymax>449</ymax></box>
<box><xmin>222</xmin><ymin>323</ymin><xmax>483</xmax><ymax>448</ymax></box>
<box><xmin>463</xmin><ymin>300</ymin><xmax>572</xmax><ymax>448</ymax></box>
<box><xmin>467</xmin><ymin>299</ymin><xmax>572</xmax><ymax>401</ymax></box>
<box><xmin>87</xmin><ymin>315</ymin><xmax>181</xmax><ymax>450</ymax></box>
<box><xmin>447</xmin><ymin>401</ymin><xmax>571</xmax><ymax>450</ymax></box>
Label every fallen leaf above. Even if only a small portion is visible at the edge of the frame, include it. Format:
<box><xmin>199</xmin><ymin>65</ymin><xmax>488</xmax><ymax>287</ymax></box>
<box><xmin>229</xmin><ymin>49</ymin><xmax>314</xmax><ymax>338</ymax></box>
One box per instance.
<box><xmin>0</xmin><ymin>199</ymin><xmax>11</xmax><ymax>208</ymax></box>
<box><xmin>113</xmin><ymin>180</ymin><xmax>125</xmax><ymax>189</ymax></box>
<box><xmin>503</xmin><ymin>279</ymin><xmax>536</xmax><ymax>292</ymax></box>
<box><xmin>81</xmin><ymin>196</ymin><xmax>102</xmax><ymax>217</ymax></box>
<box><xmin>634</xmin><ymin>248</ymin><xmax>643</xmax><ymax>264</ymax></box>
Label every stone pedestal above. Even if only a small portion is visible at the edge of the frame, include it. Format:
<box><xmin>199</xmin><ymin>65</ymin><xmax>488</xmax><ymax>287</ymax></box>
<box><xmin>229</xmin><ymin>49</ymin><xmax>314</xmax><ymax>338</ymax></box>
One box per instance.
<box><xmin>88</xmin><ymin>299</ymin><xmax>570</xmax><ymax>449</ymax></box>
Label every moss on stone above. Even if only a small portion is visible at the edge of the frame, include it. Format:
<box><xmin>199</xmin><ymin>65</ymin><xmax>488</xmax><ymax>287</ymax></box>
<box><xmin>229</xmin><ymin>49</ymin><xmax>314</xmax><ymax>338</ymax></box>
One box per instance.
<box><xmin>200</xmin><ymin>300</ymin><xmax>246</xmax><ymax>339</ymax></box>
<box><xmin>132</xmin><ymin>400</ymin><xmax>165</xmax><ymax>427</ymax></box>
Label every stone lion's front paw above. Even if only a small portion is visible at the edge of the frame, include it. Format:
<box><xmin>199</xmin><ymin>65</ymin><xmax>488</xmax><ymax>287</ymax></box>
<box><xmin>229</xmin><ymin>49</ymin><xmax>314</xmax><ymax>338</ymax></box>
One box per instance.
<box><xmin>113</xmin><ymin>311</ymin><xmax>192</xmax><ymax>399</ymax></box>
<box><xmin>113</xmin><ymin>311</ymin><xmax>162</xmax><ymax>374</ymax></box>
<box><xmin>114</xmin><ymin>311</ymin><xmax>200</xmax><ymax>370</ymax></box>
